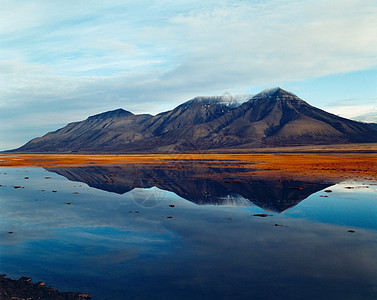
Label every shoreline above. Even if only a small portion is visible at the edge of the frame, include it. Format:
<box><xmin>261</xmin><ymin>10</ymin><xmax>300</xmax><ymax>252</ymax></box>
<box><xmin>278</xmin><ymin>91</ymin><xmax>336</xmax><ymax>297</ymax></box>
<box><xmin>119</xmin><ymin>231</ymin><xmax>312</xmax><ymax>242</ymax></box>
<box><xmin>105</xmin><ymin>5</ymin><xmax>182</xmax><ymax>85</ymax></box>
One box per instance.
<box><xmin>0</xmin><ymin>274</ymin><xmax>90</xmax><ymax>300</ymax></box>
<box><xmin>3</xmin><ymin>142</ymin><xmax>377</xmax><ymax>155</ymax></box>
<box><xmin>1</xmin><ymin>151</ymin><xmax>376</xmax><ymax>182</ymax></box>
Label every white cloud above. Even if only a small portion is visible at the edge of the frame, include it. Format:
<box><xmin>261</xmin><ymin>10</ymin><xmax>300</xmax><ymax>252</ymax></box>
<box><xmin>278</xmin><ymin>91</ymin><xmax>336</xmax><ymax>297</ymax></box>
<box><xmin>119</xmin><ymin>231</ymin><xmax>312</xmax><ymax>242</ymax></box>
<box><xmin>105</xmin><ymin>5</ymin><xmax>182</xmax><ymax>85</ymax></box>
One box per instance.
<box><xmin>162</xmin><ymin>0</ymin><xmax>377</xmax><ymax>83</ymax></box>
<box><xmin>324</xmin><ymin>105</ymin><xmax>377</xmax><ymax>123</ymax></box>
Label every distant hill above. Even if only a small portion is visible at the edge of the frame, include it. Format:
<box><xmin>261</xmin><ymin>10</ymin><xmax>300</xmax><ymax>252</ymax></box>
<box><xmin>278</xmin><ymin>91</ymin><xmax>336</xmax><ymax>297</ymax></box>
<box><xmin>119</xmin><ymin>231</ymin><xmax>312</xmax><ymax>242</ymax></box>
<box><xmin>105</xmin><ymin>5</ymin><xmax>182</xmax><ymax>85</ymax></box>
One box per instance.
<box><xmin>9</xmin><ymin>88</ymin><xmax>377</xmax><ymax>152</ymax></box>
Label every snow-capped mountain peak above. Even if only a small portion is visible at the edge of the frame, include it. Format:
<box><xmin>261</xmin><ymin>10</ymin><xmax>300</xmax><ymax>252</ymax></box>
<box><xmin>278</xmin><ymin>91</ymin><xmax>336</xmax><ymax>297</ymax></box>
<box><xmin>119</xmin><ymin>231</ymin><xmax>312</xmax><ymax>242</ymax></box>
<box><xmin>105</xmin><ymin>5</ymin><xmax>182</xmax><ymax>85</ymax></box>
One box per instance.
<box><xmin>188</xmin><ymin>93</ymin><xmax>254</xmax><ymax>108</ymax></box>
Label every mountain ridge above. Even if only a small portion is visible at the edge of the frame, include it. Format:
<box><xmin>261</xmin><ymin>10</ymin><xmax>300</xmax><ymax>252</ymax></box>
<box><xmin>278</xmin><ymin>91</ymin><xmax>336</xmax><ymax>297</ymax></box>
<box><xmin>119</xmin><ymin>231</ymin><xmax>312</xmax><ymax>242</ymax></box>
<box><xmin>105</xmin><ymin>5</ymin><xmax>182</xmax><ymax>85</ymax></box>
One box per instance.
<box><xmin>8</xmin><ymin>88</ymin><xmax>377</xmax><ymax>153</ymax></box>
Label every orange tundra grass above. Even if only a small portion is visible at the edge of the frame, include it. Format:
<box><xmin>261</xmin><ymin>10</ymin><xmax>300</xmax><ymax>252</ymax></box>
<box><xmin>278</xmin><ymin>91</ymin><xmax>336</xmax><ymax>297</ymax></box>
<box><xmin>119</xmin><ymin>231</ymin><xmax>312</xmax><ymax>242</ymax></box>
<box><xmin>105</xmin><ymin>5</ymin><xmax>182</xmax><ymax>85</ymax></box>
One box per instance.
<box><xmin>0</xmin><ymin>153</ymin><xmax>376</xmax><ymax>182</ymax></box>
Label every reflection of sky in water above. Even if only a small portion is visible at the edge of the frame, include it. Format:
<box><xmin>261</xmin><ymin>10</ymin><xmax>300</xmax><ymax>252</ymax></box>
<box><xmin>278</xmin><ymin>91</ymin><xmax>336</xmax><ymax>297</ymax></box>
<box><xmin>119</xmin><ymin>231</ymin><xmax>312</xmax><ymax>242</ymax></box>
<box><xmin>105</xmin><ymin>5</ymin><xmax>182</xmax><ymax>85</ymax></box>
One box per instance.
<box><xmin>1</xmin><ymin>167</ymin><xmax>377</xmax><ymax>299</ymax></box>
<box><xmin>283</xmin><ymin>182</ymin><xmax>377</xmax><ymax>229</ymax></box>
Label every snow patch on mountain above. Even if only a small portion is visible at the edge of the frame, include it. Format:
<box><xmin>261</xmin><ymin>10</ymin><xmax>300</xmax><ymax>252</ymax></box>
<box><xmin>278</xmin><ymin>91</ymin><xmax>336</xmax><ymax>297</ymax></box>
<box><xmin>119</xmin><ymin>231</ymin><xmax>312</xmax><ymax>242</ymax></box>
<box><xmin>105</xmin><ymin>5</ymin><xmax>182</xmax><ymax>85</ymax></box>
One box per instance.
<box><xmin>251</xmin><ymin>87</ymin><xmax>304</xmax><ymax>102</ymax></box>
<box><xmin>189</xmin><ymin>93</ymin><xmax>254</xmax><ymax>107</ymax></box>
<box><xmin>260</xmin><ymin>87</ymin><xmax>281</xmax><ymax>95</ymax></box>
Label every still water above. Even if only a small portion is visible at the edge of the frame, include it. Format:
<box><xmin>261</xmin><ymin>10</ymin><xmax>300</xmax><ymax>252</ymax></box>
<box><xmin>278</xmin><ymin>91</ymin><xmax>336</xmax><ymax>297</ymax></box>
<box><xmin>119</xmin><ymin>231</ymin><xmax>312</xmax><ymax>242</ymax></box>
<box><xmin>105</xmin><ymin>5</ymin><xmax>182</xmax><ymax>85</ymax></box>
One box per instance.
<box><xmin>1</xmin><ymin>165</ymin><xmax>377</xmax><ymax>299</ymax></box>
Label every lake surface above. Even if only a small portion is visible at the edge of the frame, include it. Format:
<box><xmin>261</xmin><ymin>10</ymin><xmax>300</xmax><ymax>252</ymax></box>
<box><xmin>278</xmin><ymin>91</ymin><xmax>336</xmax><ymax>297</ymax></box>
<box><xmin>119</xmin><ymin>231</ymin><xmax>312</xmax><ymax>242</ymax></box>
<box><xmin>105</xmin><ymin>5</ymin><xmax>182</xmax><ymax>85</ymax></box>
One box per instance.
<box><xmin>1</xmin><ymin>164</ymin><xmax>377</xmax><ymax>299</ymax></box>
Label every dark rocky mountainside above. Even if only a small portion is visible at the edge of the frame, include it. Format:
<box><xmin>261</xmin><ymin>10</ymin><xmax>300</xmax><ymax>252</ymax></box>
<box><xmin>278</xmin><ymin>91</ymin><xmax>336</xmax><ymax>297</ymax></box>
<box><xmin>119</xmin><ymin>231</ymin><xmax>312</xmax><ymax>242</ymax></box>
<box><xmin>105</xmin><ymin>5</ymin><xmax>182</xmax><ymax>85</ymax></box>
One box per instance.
<box><xmin>11</xmin><ymin>88</ymin><xmax>377</xmax><ymax>152</ymax></box>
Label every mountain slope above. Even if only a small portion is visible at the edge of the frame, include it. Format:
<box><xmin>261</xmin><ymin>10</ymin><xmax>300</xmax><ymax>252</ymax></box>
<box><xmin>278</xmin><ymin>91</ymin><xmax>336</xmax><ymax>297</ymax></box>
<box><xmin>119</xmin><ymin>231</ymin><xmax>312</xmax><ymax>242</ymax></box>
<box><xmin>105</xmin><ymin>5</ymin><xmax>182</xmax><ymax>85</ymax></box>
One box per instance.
<box><xmin>16</xmin><ymin>109</ymin><xmax>154</xmax><ymax>152</ymax></box>
<box><xmin>184</xmin><ymin>88</ymin><xmax>377</xmax><ymax>149</ymax></box>
<box><xmin>10</xmin><ymin>88</ymin><xmax>377</xmax><ymax>152</ymax></box>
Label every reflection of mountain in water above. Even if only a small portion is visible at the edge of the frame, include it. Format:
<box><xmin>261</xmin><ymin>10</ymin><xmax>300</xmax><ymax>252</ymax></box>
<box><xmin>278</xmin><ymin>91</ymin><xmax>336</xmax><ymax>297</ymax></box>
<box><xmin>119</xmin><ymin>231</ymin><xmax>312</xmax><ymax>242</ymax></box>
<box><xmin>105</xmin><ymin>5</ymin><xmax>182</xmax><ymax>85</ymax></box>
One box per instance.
<box><xmin>46</xmin><ymin>164</ymin><xmax>334</xmax><ymax>212</ymax></box>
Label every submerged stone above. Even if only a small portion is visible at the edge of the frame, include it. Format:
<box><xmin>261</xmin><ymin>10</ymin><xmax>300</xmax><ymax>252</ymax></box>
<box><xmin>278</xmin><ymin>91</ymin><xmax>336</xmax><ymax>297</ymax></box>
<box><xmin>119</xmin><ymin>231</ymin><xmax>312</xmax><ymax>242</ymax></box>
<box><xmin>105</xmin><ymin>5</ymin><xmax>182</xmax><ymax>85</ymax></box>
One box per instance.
<box><xmin>253</xmin><ymin>213</ymin><xmax>271</xmax><ymax>217</ymax></box>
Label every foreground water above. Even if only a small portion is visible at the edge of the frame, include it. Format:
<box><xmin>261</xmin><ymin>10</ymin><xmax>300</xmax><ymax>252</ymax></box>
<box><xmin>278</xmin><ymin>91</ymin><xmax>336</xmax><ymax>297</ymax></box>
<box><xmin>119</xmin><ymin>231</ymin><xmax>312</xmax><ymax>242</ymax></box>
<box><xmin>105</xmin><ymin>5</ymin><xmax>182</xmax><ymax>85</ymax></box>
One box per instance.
<box><xmin>1</xmin><ymin>165</ymin><xmax>377</xmax><ymax>299</ymax></box>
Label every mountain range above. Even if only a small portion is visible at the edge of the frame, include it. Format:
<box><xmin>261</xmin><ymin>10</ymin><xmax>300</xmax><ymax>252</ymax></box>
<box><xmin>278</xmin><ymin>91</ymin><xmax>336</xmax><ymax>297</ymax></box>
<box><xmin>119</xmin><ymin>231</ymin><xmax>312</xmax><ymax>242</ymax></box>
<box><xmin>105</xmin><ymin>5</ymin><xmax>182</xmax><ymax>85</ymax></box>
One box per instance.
<box><xmin>10</xmin><ymin>87</ymin><xmax>377</xmax><ymax>152</ymax></box>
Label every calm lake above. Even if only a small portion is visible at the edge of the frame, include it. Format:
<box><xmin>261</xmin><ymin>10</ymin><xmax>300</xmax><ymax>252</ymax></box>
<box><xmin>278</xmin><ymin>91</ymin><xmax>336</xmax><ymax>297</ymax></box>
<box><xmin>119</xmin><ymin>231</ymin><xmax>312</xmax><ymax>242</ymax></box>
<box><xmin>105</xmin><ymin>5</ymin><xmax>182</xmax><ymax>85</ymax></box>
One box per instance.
<box><xmin>1</xmin><ymin>164</ymin><xmax>377</xmax><ymax>299</ymax></box>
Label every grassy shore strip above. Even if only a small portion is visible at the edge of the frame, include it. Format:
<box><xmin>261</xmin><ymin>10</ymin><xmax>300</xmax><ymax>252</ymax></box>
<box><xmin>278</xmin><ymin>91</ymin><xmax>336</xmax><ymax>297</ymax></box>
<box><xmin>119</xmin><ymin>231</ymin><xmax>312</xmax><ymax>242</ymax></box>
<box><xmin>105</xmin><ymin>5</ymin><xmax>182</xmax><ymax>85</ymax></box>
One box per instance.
<box><xmin>0</xmin><ymin>152</ymin><xmax>376</xmax><ymax>182</ymax></box>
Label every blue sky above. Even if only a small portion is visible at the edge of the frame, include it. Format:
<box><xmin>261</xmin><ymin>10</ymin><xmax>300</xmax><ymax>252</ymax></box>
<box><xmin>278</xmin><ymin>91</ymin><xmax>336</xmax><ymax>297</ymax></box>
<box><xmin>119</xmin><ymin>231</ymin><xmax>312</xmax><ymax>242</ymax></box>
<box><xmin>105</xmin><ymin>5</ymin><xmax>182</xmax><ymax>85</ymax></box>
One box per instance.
<box><xmin>1</xmin><ymin>0</ymin><xmax>377</xmax><ymax>150</ymax></box>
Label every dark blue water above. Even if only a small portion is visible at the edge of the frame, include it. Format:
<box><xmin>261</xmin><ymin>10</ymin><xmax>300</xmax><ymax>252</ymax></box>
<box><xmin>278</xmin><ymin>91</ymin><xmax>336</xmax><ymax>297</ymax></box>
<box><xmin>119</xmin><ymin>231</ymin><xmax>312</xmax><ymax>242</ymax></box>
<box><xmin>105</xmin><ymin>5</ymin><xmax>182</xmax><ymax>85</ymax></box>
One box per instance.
<box><xmin>1</xmin><ymin>166</ymin><xmax>376</xmax><ymax>299</ymax></box>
